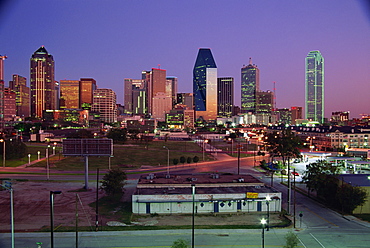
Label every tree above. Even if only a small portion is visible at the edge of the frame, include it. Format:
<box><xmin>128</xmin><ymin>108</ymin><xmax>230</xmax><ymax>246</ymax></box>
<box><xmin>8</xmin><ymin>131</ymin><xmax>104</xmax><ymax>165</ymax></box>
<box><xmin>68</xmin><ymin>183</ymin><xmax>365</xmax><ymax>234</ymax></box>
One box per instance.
<box><xmin>193</xmin><ymin>156</ymin><xmax>199</xmax><ymax>165</ymax></box>
<box><xmin>283</xmin><ymin>231</ymin><xmax>299</xmax><ymax>248</ymax></box>
<box><xmin>337</xmin><ymin>183</ymin><xmax>367</xmax><ymax>214</ymax></box>
<box><xmin>100</xmin><ymin>168</ymin><xmax>127</xmax><ymax>196</ymax></box>
<box><xmin>171</xmin><ymin>239</ymin><xmax>189</xmax><ymax>248</ymax></box>
<box><xmin>180</xmin><ymin>156</ymin><xmax>186</xmax><ymax>165</ymax></box>
<box><xmin>3</xmin><ymin>139</ymin><xmax>27</xmax><ymax>160</ymax></box>
<box><xmin>173</xmin><ymin>158</ymin><xmax>179</xmax><ymax>165</ymax></box>
<box><xmin>186</xmin><ymin>157</ymin><xmax>192</xmax><ymax>164</ymax></box>
<box><xmin>302</xmin><ymin>160</ymin><xmax>341</xmax><ymax>196</ymax></box>
<box><xmin>106</xmin><ymin>128</ymin><xmax>127</xmax><ymax>143</ymax></box>
<box><xmin>266</xmin><ymin>129</ymin><xmax>302</xmax><ymax>214</ymax></box>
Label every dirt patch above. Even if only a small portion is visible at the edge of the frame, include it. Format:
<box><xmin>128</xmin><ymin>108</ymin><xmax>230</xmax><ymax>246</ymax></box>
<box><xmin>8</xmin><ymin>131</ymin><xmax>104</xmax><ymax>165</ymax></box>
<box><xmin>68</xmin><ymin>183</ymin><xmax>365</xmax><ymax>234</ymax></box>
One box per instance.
<box><xmin>132</xmin><ymin>213</ymin><xmax>284</xmax><ymax>227</ymax></box>
<box><xmin>0</xmin><ymin>181</ymin><xmax>102</xmax><ymax>232</ymax></box>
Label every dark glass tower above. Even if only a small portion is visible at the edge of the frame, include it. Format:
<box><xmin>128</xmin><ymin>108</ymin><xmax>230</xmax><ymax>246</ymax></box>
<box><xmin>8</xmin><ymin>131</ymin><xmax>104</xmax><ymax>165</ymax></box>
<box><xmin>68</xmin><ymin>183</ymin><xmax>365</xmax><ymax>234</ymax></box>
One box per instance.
<box><xmin>193</xmin><ymin>48</ymin><xmax>217</xmax><ymax>120</ymax></box>
<box><xmin>241</xmin><ymin>58</ymin><xmax>259</xmax><ymax>113</ymax></box>
<box><xmin>217</xmin><ymin>77</ymin><xmax>234</xmax><ymax>118</ymax></box>
<box><xmin>305</xmin><ymin>51</ymin><xmax>324</xmax><ymax>123</ymax></box>
<box><xmin>30</xmin><ymin>46</ymin><xmax>56</xmax><ymax>118</ymax></box>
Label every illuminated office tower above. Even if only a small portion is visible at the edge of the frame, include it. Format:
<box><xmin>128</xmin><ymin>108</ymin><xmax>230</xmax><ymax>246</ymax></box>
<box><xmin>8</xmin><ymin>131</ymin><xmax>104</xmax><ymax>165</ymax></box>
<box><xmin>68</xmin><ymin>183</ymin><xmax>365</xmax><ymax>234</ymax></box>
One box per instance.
<box><xmin>9</xmin><ymin>74</ymin><xmax>30</xmax><ymax>117</ymax></box>
<box><xmin>217</xmin><ymin>77</ymin><xmax>234</xmax><ymax>118</ymax></box>
<box><xmin>193</xmin><ymin>48</ymin><xmax>218</xmax><ymax>120</ymax></box>
<box><xmin>30</xmin><ymin>46</ymin><xmax>56</xmax><ymax>118</ymax></box>
<box><xmin>124</xmin><ymin>78</ymin><xmax>145</xmax><ymax>115</ymax></box>
<box><xmin>79</xmin><ymin>78</ymin><xmax>97</xmax><ymax>110</ymax></box>
<box><xmin>3</xmin><ymin>88</ymin><xmax>16</xmax><ymax>121</ymax></box>
<box><xmin>241</xmin><ymin>58</ymin><xmax>259</xmax><ymax>113</ymax></box>
<box><xmin>92</xmin><ymin>88</ymin><xmax>117</xmax><ymax>123</ymax></box>
<box><xmin>60</xmin><ymin>80</ymin><xmax>80</xmax><ymax>109</ymax></box>
<box><xmin>291</xmin><ymin>106</ymin><xmax>303</xmax><ymax>125</ymax></box>
<box><xmin>256</xmin><ymin>90</ymin><xmax>274</xmax><ymax>114</ymax></box>
<box><xmin>166</xmin><ymin>76</ymin><xmax>178</xmax><ymax>107</ymax></box>
<box><xmin>305</xmin><ymin>51</ymin><xmax>324</xmax><ymax>123</ymax></box>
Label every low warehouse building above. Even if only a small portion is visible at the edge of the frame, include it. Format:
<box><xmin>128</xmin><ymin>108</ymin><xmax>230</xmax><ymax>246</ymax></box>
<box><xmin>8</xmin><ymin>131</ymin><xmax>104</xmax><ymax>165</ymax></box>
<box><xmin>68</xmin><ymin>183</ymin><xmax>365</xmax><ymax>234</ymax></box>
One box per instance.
<box><xmin>132</xmin><ymin>173</ymin><xmax>282</xmax><ymax>214</ymax></box>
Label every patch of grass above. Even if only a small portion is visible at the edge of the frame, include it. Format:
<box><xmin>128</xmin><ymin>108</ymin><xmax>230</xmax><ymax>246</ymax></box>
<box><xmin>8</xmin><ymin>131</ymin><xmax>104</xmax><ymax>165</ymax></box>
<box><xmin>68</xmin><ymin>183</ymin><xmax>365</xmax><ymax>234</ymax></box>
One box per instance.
<box><xmin>89</xmin><ymin>195</ymin><xmax>133</xmax><ymax>224</ymax></box>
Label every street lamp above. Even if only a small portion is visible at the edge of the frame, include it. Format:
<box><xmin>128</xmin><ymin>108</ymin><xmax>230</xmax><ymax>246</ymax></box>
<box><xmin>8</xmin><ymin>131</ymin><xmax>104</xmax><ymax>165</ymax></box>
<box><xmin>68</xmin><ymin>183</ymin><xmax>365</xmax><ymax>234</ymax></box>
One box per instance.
<box><xmin>261</xmin><ymin>218</ymin><xmax>267</xmax><ymax>248</ymax></box>
<box><xmin>37</xmin><ymin>151</ymin><xmax>40</xmax><ymax>160</ymax></box>
<box><xmin>202</xmin><ymin>139</ymin><xmax>208</xmax><ymax>161</ymax></box>
<box><xmin>50</xmin><ymin>191</ymin><xmax>62</xmax><ymax>248</ymax></box>
<box><xmin>266</xmin><ymin>195</ymin><xmax>271</xmax><ymax>231</ymax></box>
<box><xmin>46</xmin><ymin>145</ymin><xmax>50</xmax><ymax>180</ymax></box>
<box><xmin>163</xmin><ymin>146</ymin><xmax>170</xmax><ymax>177</ymax></box>
<box><xmin>191</xmin><ymin>183</ymin><xmax>195</xmax><ymax>248</ymax></box>
<box><xmin>0</xmin><ymin>139</ymin><xmax>5</xmax><ymax>167</ymax></box>
<box><xmin>1</xmin><ymin>181</ymin><xmax>14</xmax><ymax>248</ymax></box>
<box><xmin>28</xmin><ymin>154</ymin><xmax>31</xmax><ymax>165</ymax></box>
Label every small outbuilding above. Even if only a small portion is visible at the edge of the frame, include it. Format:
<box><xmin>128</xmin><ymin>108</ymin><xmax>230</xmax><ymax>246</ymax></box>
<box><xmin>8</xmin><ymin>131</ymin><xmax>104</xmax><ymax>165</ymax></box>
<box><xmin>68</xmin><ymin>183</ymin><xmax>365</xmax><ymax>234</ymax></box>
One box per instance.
<box><xmin>132</xmin><ymin>173</ymin><xmax>282</xmax><ymax>215</ymax></box>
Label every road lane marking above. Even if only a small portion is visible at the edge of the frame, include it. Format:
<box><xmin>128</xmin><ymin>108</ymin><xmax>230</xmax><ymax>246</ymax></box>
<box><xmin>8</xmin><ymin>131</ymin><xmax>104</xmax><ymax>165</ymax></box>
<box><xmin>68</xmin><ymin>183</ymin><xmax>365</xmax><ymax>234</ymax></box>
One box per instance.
<box><xmin>303</xmin><ymin>206</ymin><xmax>338</xmax><ymax>227</ymax></box>
<box><xmin>310</xmin><ymin>233</ymin><xmax>325</xmax><ymax>247</ymax></box>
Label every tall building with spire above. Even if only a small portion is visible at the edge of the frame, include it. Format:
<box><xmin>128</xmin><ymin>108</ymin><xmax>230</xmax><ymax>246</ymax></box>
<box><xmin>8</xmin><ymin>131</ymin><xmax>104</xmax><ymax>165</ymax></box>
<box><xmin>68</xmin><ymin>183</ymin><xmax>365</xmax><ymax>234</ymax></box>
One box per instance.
<box><xmin>193</xmin><ymin>48</ymin><xmax>218</xmax><ymax>120</ymax></box>
<box><xmin>305</xmin><ymin>51</ymin><xmax>324</xmax><ymax>123</ymax></box>
<box><xmin>30</xmin><ymin>46</ymin><xmax>56</xmax><ymax>118</ymax></box>
<box><xmin>241</xmin><ymin>58</ymin><xmax>259</xmax><ymax>114</ymax></box>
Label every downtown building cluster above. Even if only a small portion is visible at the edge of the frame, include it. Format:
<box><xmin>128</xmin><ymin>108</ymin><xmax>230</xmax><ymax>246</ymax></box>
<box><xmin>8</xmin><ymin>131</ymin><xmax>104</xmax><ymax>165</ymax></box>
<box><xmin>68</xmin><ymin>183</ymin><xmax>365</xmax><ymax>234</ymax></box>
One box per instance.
<box><xmin>0</xmin><ymin>47</ymin><xmax>369</xmax><ymax>146</ymax></box>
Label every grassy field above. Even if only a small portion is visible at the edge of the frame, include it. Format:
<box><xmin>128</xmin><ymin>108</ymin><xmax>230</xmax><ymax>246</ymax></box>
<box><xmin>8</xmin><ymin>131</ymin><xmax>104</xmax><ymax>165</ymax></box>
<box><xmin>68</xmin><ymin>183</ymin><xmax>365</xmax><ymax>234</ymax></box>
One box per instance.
<box><xmin>6</xmin><ymin>140</ymin><xmax>214</xmax><ymax>170</ymax></box>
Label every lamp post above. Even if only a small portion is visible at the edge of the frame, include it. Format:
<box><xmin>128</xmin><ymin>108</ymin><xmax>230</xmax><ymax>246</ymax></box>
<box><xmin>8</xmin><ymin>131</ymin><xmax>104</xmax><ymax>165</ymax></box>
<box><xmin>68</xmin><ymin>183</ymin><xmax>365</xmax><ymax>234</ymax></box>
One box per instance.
<box><xmin>53</xmin><ymin>146</ymin><xmax>56</xmax><ymax>155</ymax></box>
<box><xmin>266</xmin><ymin>195</ymin><xmax>271</xmax><ymax>231</ymax></box>
<box><xmin>1</xmin><ymin>181</ymin><xmax>14</xmax><ymax>248</ymax></box>
<box><xmin>50</xmin><ymin>191</ymin><xmax>62</xmax><ymax>248</ymax></box>
<box><xmin>261</xmin><ymin>218</ymin><xmax>267</xmax><ymax>248</ymax></box>
<box><xmin>163</xmin><ymin>146</ymin><xmax>170</xmax><ymax>176</ymax></box>
<box><xmin>191</xmin><ymin>183</ymin><xmax>195</xmax><ymax>248</ymax></box>
<box><xmin>0</xmin><ymin>139</ymin><xmax>5</xmax><ymax>167</ymax></box>
<box><xmin>202</xmin><ymin>139</ymin><xmax>208</xmax><ymax>161</ymax></box>
<box><xmin>38</xmin><ymin>151</ymin><xmax>40</xmax><ymax>160</ymax></box>
<box><xmin>28</xmin><ymin>154</ymin><xmax>31</xmax><ymax>165</ymax></box>
<box><xmin>46</xmin><ymin>146</ymin><xmax>50</xmax><ymax>179</ymax></box>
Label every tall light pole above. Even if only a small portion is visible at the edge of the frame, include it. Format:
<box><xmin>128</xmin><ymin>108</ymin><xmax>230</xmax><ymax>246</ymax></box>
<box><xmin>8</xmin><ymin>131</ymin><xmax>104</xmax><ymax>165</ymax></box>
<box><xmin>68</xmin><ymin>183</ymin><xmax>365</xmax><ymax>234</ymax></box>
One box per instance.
<box><xmin>261</xmin><ymin>218</ymin><xmax>267</xmax><ymax>248</ymax></box>
<box><xmin>266</xmin><ymin>195</ymin><xmax>271</xmax><ymax>231</ymax></box>
<box><xmin>202</xmin><ymin>139</ymin><xmax>208</xmax><ymax>161</ymax></box>
<box><xmin>163</xmin><ymin>146</ymin><xmax>170</xmax><ymax>176</ymax></box>
<box><xmin>46</xmin><ymin>145</ymin><xmax>50</xmax><ymax>180</ymax></box>
<box><xmin>191</xmin><ymin>183</ymin><xmax>195</xmax><ymax>248</ymax></box>
<box><xmin>1</xmin><ymin>181</ymin><xmax>14</xmax><ymax>248</ymax></box>
<box><xmin>0</xmin><ymin>139</ymin><xmax>5</xmax><ymax>167</ymax></box>
<box><xmin>50</xmin><ymin>191</ymin><xmax>62</xmax><ymax>248</ymax></box>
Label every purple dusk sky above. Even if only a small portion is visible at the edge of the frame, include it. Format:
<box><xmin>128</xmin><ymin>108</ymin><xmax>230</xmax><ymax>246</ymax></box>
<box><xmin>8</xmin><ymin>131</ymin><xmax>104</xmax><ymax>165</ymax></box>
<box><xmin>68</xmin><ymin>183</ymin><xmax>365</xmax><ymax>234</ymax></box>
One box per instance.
<box><xmin>1</xmin><ymin>0</ymin><xmax>369</xmax><ymax>119</ymax></box>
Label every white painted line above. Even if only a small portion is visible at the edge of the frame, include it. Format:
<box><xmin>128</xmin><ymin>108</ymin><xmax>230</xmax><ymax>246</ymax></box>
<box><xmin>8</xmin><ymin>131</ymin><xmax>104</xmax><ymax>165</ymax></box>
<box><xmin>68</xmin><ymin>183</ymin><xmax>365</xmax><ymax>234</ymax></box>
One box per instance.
<box><xmin>310</xmin><ymin>233</ymin><xmax>325</xmax><ymax>247</ymax></box>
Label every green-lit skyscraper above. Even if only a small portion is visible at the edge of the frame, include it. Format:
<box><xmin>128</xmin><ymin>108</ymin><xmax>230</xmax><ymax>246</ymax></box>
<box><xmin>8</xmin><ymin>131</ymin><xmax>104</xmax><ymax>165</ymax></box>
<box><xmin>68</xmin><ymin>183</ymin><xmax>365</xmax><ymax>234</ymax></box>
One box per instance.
<box><xmin>305</xmin><ymin>51</ymin><xmax>324</xmax><ymax>123</ymax></box>
<box><xmin>241</xmin><ymin>58</ymin><xmax>259</xmax><ymax>113</ymax></box>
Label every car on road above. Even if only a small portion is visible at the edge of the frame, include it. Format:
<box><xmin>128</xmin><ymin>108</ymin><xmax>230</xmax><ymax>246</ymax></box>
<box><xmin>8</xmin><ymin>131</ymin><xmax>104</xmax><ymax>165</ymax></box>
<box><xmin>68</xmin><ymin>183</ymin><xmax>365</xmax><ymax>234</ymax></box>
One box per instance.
<box><xmin>291</xmin><ymin>171</ymin><xmax>299</xmax><ymax>176</ymax></box>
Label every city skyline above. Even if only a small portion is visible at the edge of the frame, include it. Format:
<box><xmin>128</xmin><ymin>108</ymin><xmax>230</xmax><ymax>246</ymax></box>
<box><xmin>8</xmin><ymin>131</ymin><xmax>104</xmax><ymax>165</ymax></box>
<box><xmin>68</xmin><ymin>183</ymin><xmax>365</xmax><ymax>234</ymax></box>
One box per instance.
<box><xmin>0</xmin><ymin>0</ymin><xmax>369</xmax><ymax>118</ymax></box>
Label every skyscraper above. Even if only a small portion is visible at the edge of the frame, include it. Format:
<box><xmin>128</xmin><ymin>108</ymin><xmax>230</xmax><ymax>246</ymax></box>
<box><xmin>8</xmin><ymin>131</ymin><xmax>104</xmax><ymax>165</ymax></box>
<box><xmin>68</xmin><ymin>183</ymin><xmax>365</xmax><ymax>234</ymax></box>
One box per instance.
<box><xmin>241</xmin><ymin>58</ymin><xmax>259</xmax><ymax>114</ymax></box>
<box><xmin>30</xmin><ymin>46</ymin><xmax>56</xmax><ymax>118</ymax></box>
<box><xmin>124</xmin><ymin>78</ymin><xmax>144</xmax><ymax>115</ymax></box>
<box><xmin>79</xmin><ymin>78</ymin><xmax>97</xmax><ymax>110</ymax></box>
<box><xmin>92</xmin><ymin>88</ymin><xmax>117</xmax><ymax>123</ymax></box>
<box><xmin>256</xmin><ymin>90</ymin><xmax>274</xmax><ymax>114</ymax></box>
<box><xmin>193</xmin><ymin>48</ymin><xmax>218</xmax><ymax>120</ymax></box>
<box><xmin>9</xmin><ymin>74</ymin><xmax>30</xmax><ymax>117</ymax></box>
<box><xmin>305</xmin><ymin>51</ymin><xmax>324</xmax><ymax>123</ymax></box>
<box><xmin>217</xmin><ymin>77</ymin><xmax>234</xmax><ymax>118</ymax></box>
<box><xmin>60</xmin><ymin>80</ymin><xmax>80</xmax><ymax>109</ymax></box>
<box><xmin>166</xmin><ymin>76</ymin><xmax>178</xmax><ymax>107</ymax></box>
